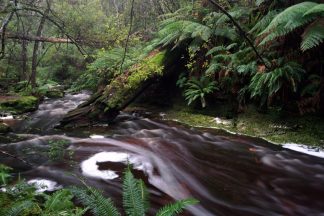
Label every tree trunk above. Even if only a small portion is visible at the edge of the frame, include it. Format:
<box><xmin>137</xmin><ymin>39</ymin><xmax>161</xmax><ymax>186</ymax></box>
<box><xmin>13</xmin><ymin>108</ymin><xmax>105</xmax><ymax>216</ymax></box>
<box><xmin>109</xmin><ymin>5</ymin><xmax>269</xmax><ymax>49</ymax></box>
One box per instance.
<box><xmin>60</xmin><ymin>49</ymin><xmax>180</xmax><ymax>128</ymax></box>
<box><xmin>30</xmin><ymin>5</ymin><xmax>51</xmax><ymax>89</ymax></box>
<box><xmin>21</xmin><ymin>39</ymin><xmax>28</xmax><ymax>81</ymax></box>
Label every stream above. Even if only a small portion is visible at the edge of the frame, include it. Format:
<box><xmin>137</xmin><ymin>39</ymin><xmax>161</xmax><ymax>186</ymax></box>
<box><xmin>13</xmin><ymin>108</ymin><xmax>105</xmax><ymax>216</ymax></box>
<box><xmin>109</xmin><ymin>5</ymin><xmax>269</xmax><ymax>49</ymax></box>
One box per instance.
<box><xmin>1</xmin><ymin>92</ymin><xmax>324</xmax><ymax>216</ymax></box>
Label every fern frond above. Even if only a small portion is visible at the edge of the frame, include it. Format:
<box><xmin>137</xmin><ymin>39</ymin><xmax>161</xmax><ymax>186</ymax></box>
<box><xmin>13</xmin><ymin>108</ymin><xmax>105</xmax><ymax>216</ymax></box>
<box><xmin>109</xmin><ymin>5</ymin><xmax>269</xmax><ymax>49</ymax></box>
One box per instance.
<box><xmin>259</xmin><ymin>2</ymin><xmax>321</xmax><ymax>46</ymax></box>
<box><xmin>303</xmin><ymin>4</ymin><xmax>324</xmax><ymax>17</ymax></box>
<box><xmin>44</xmin><ymin>189</ymin><xmax>75</xmax><ymax>214</ymax></box>
<box><xmin>215</xmin><ymin>7</ymin><xmax>251</xmax><ymax>25</ymax></box>
<box><xmin>123</xmin><ymin>169</ymin><xmax>146</xmax><ymax>216</ymax></box>
<box><xmin>301</xmin><ymin>18</ymin><xmax>324</xmax><ymax>51</ymax></box>
<box><xmin>249</xmin><ymin>10</ymin><xmax>280</xmax><ymax>34</ymax></box>
<box><xmin>260</xmin><ymin>2</ymin><xmax>318</xmax><ymax>34</ymax></box>
<box><xmin>156</xmin><ymin>198</ymin><xmax>199</xmax><ymax>216</ymax></box>
<box><xmin>4</xmin><ymin>200</ymin><xmax>37</xmax><ymax>216</ymax></box>
<box><xmin>70</xmin><ymin>186</ymin><xmax>120</xmax><ymax>216</ymax></box>
<box><xmin>206</xmin><ymin>46</ymin><xmax>226</xmax><ymax>56</ymax></box>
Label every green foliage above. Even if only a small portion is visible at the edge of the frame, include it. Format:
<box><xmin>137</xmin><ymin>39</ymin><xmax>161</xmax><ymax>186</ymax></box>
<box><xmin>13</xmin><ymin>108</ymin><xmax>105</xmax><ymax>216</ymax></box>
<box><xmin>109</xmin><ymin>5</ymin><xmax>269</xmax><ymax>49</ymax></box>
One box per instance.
<box><xmin>0</xmin><ymin>96</ymin><xmax>38</xmax><ymax>114</ymax></box>
<box><xmin>70</xmin><ymin>186</ymin><xmax>120</xmax><ymax>216</ymax></box>
<box><xmin>0</xmin><ymin>164</ymin><xmax>12</xmax><ymax>185</ymax></box>
<box><xmin>3</xmin><ymin>200</ymin><xmax>40</xmax><ymax>216</ymax></box>
<box><xmin>259</xmin><ymin>2</ymin><xmax>324</xmax><ymax>51</ymax></box>
<box><xmin>48</xmin><ymin>139</ymin><xmax>72</xmax><ymax>162</ymax></box>
<box><xmin>0</xmin><ymin>170</ymin><xmax>86</xmax><ymax>216</ymax></box>
<box><xmin>248</xmin><ymin>60</ymin><xmax>305</xmax><ymax>104</ymax></box>
<box><xmin>123</xmin><ymin>168</ymin><xmax>149</xmax><ymax>216</ymax></box>
<box><xmin>103</xmin><ymin>51</ymin><xmax>166</xmax><ymax>111</ymax></box>
<box><xmin>301</xmin><ymin>18</ymin><xmax>324</xmax><ymax>51</ymax></box>
<box><xmin>156</xmin><ymin>198</ymin><xmax>199</xmax><ymax>216</ymax></box>
<box><xmin>181</xmin><ymin>76</ymin><xmax>218</xmax><ymax>108</ymax></box>
<box><xmin>42</xmin><ymin>189</ymin><xmax>87</xmax><ymax>216</ymax></box>
<box><xmin>72</xmin><ymin>169</ymin><xmax>198</xmax><ymax>216</ymax></box>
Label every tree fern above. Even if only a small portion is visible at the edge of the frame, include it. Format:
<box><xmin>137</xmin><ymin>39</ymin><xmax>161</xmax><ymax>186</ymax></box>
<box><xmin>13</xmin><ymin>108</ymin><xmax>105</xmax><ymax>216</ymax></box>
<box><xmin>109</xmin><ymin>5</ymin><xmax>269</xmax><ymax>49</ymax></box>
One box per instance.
<box><xmin>249</xmin><ymin>10</ymin><xmax>280</xmax><ymax>34</ymax></box>
<box><xmin>259</xmin><ymin>2</ymin><xmax>324</xmax><ymax>50</ymax></box>
<box><xmin>70</xmin><ymin>186</ymin><xmax>120</xmax><ymax>216</ymax></box>
<box><xmin>301</xmin><ymin>18</ymin><xmax>324</xmax><ymax>51</ymax></box>
<box><xmin>156</xmin><ymin>198</ymin><xmax>199</xmax><ymax>216</ymax></box>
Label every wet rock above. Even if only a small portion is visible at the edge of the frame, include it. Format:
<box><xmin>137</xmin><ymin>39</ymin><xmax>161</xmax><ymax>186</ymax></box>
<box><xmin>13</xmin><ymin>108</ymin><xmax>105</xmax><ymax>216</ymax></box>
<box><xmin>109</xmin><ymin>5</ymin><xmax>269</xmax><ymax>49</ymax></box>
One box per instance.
<box><xmin>0</xmin><ymin>96</ymin><xmax>39</xmax><ymax>114</ymax></box>
<box><xmin>0</xmin><ymin>122</ymin><xmax>11</xmax><ymax>134</ymax></box>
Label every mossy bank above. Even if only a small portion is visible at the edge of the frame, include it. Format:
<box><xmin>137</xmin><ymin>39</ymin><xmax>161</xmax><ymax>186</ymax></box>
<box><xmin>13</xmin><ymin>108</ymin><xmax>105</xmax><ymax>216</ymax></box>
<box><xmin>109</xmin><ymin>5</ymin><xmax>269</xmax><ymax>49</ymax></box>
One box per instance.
<box><xmin>126</xmin><ymin>103</ymin><xmax>324</xmax><ymax>147</ymax></box>
<box><xmin>0</xmin><ymin>96</ymin><xmax>39</xmax><ymax>114</ymax></box>
<box><xmin>163</xmin><ymin>106</ymin><xmax>324</xmax><ymax>147</ymax></box>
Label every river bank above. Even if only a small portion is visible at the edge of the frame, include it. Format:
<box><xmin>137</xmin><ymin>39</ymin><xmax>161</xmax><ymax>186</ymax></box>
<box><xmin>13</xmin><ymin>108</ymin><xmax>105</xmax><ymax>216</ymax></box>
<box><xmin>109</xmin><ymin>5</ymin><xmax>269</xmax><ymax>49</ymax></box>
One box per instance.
<box><xmin>126</xmin><ymin>104</ymin><xmax>324</xmax><ymax>148</ymax></box>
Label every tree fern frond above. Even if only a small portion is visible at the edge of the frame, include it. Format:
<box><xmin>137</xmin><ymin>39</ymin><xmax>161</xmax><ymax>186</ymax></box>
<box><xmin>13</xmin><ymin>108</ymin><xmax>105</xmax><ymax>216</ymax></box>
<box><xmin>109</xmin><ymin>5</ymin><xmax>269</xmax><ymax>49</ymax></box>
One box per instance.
<box><xmin>216</xmin><ymin>7</ymin><xmax>251</xmax><ymax>25</ymax></box>
<box><xmin>213</xmin><ymin>27</ymin><xmax>238</xmax><ymax>41</ymax></box>
<box><xmin>303</xmin><ymin>4</ymin><xmax>324</xmax><ymax>17</ymax></box>
<box><xmin>206</xmin><ymin>46</ymin><xmax>226</xmax><ymax>56</ymax></box>
<box><xmin>249</xmin><ymin>10</ymin><xmax>280</xmax><ymax>34</ymax></box>
<box><xmin>260</xmin><ymin>2</ymin><xmax>318</xmax><ymax>35</ymax></box>
<box><xmin>70</xmin><ymin>186</ymin><xmax>120</xmax><ymax>216</ymax></box>
<box><xmin>156</xmin><ymin>198</ymin><xmax>199</xmax><ymax>216</ymax></box>
<box><xmin>301</xmin><ymin>18</ymin><xmax>324</xmax><ymax>51</ymax></box>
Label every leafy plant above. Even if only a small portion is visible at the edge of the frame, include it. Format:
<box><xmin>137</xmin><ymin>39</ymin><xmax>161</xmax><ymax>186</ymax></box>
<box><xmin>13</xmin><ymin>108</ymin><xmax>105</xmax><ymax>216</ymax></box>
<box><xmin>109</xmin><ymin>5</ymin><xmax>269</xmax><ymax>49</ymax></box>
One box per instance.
<box><xmin>182</xmin><ymin>76</ymin><xmax>218</xmax><ymax>108</ymax></box>
<box><xmin>259</xmin><ymin>2</ymin><xmax>324</xmax><ymax>51</ymax></box>
<box><xmin>248</xmin><ymin>60</ymin><xmax>305</xmax><ymax>105</ymax></box>
<box><xmin>1</xmin><ymin>183</ymin><xmax>86</xmax><ymax>216</ymax></box>
<box><xmin>48</xmin><ymin>139</ymin><xmax>72</xmax><ymax>162</ymax></box>
<box><xmin>0</xmin><ymin>164</ymin><xmax>12</xmax><ymax>185</ymax></box>
<box><xmin>71</xmin><ymin>168</ymin><xmax>198</xmax><ymax>216</ymax></box>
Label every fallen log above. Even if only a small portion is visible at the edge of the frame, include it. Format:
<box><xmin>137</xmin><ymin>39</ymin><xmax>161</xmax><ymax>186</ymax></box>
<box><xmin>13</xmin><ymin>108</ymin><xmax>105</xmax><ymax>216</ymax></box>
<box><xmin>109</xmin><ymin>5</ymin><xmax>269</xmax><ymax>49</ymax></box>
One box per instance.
<box><xmin>60</xmin><ymin>49</ymin><xmax>178</xmax><ymax>127</ymax></box>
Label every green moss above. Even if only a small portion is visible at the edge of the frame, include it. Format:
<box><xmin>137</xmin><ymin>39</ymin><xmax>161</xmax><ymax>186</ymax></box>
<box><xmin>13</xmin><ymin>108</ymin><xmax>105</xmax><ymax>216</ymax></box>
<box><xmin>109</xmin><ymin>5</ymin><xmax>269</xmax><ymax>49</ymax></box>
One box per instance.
<box><xmin>0</xmin><ymin>96</ymin><xmax>38</xmax><ymax>114</ymax></box>
<box><xmin>45</xmin><ymin>90</ymin><xmax>64</xmax><ymax>98</ymax></box>
<box><xmin>164</xmin><ymin>106</ymin><xmax>324</xmax><ymax>147</ymax></box>
<box><xmin>104</xmin><ymin>51</ymin><xmax>166</xmax><ymax>110</ymax></box>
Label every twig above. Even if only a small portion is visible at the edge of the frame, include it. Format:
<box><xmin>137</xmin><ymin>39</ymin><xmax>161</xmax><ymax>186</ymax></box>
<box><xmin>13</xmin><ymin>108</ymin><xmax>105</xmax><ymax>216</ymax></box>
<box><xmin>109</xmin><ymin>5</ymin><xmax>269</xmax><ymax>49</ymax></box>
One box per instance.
<box><xmin>119</xmin><ymin>0</ymin><xmax>135</xmax><ymax>74</ymax></box>
<box><xmin>0</xmin><ymin>149</ymin><xmax>32</xmax><ymax>167</ymax></box>
<box><xmin>207</xmin><ymin>0</ymin><xmax>270</xmax><ymax>69</ymax></box>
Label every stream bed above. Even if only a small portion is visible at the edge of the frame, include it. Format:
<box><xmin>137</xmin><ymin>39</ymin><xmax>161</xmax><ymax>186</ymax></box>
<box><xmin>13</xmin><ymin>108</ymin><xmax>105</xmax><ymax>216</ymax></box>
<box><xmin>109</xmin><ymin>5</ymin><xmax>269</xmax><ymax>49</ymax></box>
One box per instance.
<box><xmin>1</xmin><ymin>93</ymin><xmax>324</xmax><ymax>216</ymax></box>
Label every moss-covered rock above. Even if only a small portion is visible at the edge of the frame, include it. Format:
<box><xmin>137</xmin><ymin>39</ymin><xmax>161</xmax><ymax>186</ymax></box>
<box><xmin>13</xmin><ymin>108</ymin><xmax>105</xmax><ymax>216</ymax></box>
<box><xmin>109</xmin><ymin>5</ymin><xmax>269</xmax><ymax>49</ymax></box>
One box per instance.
<box><xmin>0</xmin><ymin>122</ymin><xmax>11</xmax><ymax>134</ymax></box>
<box><xmin>0</xmin><ymin>96</ymin><xmax>39</xmax><ymax>114</ymax></box>
<box><xmin>38</xmin><ymin>84</ymin><xmax>65</xmax><ymax>98</ymax></box>
<box><xmin>45</xmin><ymin>89</ymin><xmax>65</xmax><ymax>98</ymax></box>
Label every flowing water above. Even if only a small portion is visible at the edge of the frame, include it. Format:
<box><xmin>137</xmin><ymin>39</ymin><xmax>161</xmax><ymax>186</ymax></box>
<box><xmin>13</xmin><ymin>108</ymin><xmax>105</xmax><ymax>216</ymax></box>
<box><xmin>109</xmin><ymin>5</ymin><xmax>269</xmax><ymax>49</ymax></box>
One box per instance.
<box><xmin>1</xmin><ymin>93</ymin><xmax>324</xmax><ymax>216</ymax></box>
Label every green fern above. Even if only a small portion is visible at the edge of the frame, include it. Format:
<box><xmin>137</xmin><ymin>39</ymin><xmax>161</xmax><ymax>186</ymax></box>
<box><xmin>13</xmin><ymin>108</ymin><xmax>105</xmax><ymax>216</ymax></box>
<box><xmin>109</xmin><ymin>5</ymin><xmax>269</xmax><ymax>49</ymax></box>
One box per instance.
<box><xmin>4</xmin><ymin>200</ymin><xmax>39</xmax><ymax>216</ymax></box>
<box><xmin>259</xmin><ymin>2</ymin><xmax>324</xmax><ymax>51</ymax></box>
<box><xmin>156</xmin><ymin>198</ymin><xmax>199</xmax><ymax>216</ymax></box>
<box><xmin>249</xmin><ymin>10</ymin><xmax>280</xmax><ymax>34</ymax></box>
<box><xmin>70</xmin><ymin>186</ymin><xmax>120</xmax><ymax>216</ymax></box>
<box><xmin>123</xmin><ymin>169</ymin><xmax>148</xmax><ymax>216</ymax></box>
<box><xmin>42</xmin><ymin>189</ymin><xmax>87</xmax><ymax>216</ymax></box>
<box><xmin>183</xmin><ymin>76</ymin><xmax>218</xmax><ymax>108</ymax></box>
<box><xmin>301</xmin><ymin>18</ymin><xmax>324</xmax><ymax>51</ymax></box>
<box><xmin>249</xmin><ymin>60</ymin><xmax>305</xmax><ymax>102</ymax></box>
